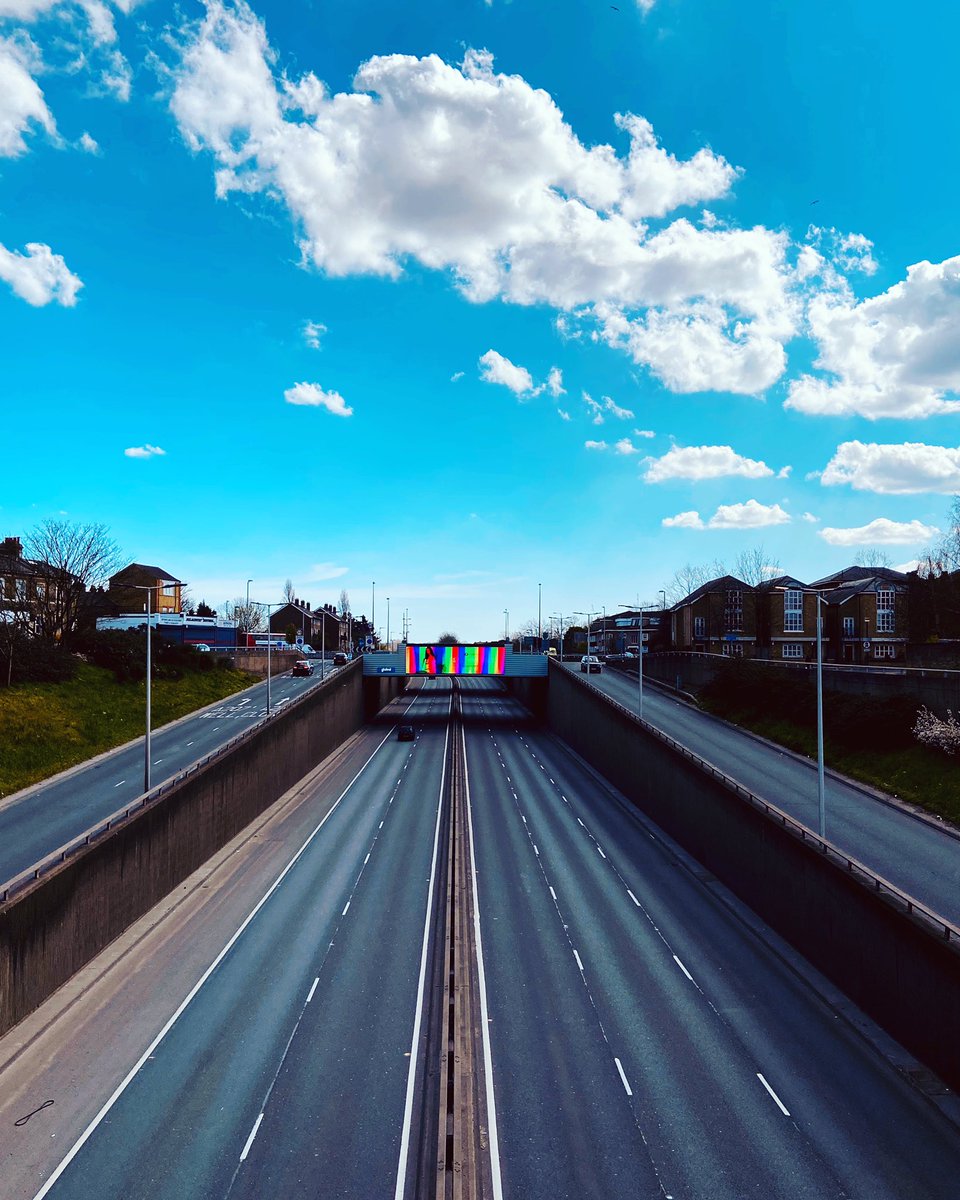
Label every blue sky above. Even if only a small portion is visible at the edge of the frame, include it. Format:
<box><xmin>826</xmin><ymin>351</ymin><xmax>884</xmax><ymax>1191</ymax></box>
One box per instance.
<box><xmin>2</xmin><ymin>0</ymin><xmax>959</xmax><ymax>641</ymax></box>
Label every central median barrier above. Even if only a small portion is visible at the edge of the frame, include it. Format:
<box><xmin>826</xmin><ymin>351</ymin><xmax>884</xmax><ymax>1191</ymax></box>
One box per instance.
<box><xmin>509</xmin><ymin>662</ymin><xmax>960</xmax><ymax>1093</ymax></box>
<box><xmin>0</xmin><ymin>661</ymin><xmax>404</xmax><ymax>1037</ymax></box>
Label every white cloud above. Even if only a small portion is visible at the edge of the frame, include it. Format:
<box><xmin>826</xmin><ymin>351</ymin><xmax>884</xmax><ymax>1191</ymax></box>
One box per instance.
<box><xmin>644</xmin><ymin>444</ymin><xmax>775</xmax><ymax>483</ymax></box>
<box><xmin>284</xmin><ymin>381</ymin><xmax>353</xmax><ymax>416</ymax></box>
<box><xmin>450</xmin><ymin>370</ymin><xmax>464</xmax><ymax>382</ymax></box>
<box><xmin>895</xmin><ymin>559</ymin><xmax>921</xmax><ymax>574</ymax></box>
<box><xmin>585</xmin><ymin>440</ymin><xmax>608</xmax><ymax>451</ymax></box>
<box><xmin>307</xmin><ymin>561</ymin><xmax>349</xmax><ymax>581</ymax></box>
<box><xmin>303</xmin><ymin>319</ymin><xmax>326</xmax><ymax>349</ymax></box>
<box><xmin>0</xmin><ymin>239</ymin><xmax>82</xmax><ymax>305</ymax></box>
<box><xmin>614</xmin><ymin>438</ymin><xmax>638</xmax><ymax>455</ymax></box>
<box><xmin>124</xmin><ymin>444</ymin><xmax>166</xmax><ymax>459</ymax></box>
<box><xmin>777</xmin><ymin>465</ymin><xmax>792</xmax><ymax>479</ymax></box>
<box><xmin>546</xmin><ymin>366</ymin><xmax>565</xmax><ymax>398</ymax></box>
<box><xmin>662</xmin><ymin>510</ymin><xmax>704</xmax><ymax>529</ymax></box>
<box><xmin>801</xmin><ymin>511</ymin><xmax>819</xmax><ymax>523</ymax></box>
<box><xmin>0</xmin><ymin>35</ymin><xmax>55</xmax><ymax>157</ymax></box>
<box><xmin>786</xmin><ymin>255</ymin><xmax>960</xmax><ymax>419</ymax></box>
<box><xmin>633</xmin><ymin>428</ymin><xmax>655</xmax><ymax>439</ymax></box>
<box><xmin>169</xmin><ymin>6</ymin><xmax>805</xmax><ymax>396</ymax></box>
<box><xmin>583</xmin><ymin>391</ymin><xmax>604</xmax><ymax>424</ymax></box>
<box><xmin>603</xmin><ymin>395</ymin><xmax>634</xmax><ymax>419</ymax></box>
<box><xmin>818</xmin><ymin>518</ymin><xmax>940</xmax><ymax>547</ymax></box>
<box><xmin>78</xmin><ymin>130</ymin><xmax>99</xmax><ymax>153</ymax></box>
<box><xmin>663</xmin><ymin>499</ymin><xmax>791</xmax><ymax>530</ymax></box>
<box><xmin>820</xmin><ymin>441</ymin><xmax>960</xmax><ymax>494</ymax></box>
<box><xmin>558</xmin><ymin>409</ymin><xmax>571</xmax><ymax>421</ymax></box>
<box><xmin>478</xmin><ymin>349</ymin><xmax>538</xmax><ymax>397</ymax></box>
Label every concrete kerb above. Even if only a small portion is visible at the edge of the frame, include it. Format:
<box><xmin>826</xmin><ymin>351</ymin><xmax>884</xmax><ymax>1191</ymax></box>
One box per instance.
<box><xmin>603</xmin><ymin>663</ymin><xmax>960</xmax><ymax>845</ymax></box>
<box><xmin>0</xmin><ymin>666</ymin><xmax>308</xmax><ymax>815</ymax></box>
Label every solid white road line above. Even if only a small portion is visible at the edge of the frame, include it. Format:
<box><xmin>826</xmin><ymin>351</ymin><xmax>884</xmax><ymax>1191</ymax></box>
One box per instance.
<box><xmin>342</xmin><ymin>901</ymin><xmax>350</xmax><ymax>916</ymax></box>
<box><xmin>364</xmin><ymin>853</ymin><xmax>370</xmax><ymax>865</ymax></box>
<box><xmin>673</xmin><ymin>955</ymin><xmax>694</xmax><ymax>982</ymax></box>
<box><xmin>549</xmin><ymin>887</ymin><xmax>557</xmax><ymax>901</ymax></box>
<box><xmin>627</xmin><ymin>890</ymin><xmax>641</xmax><ymax>907</ymax></box>
<box><xmin>614</xmin><ymin>1058</ymin><xmax>633</xmax><ymax>1097</ymax></box>
<box><xmin>461</xmin><ymin>721</ymin><xmax>504</xmax><ymax>1200</ymax></box>
<box><xmin>239</xmin><ymin>1113</ymin><xmax>264</xmax><ymax>1162</ymax></box>
<box><xmin>114</xmin><ymin>781</ymin><xmax>125</xmax><ymax>788</ymax></box>
<box><xmin>394</xmin><ymin>721</ymin><xmax>450</xmax><ymax>1200</ymax></box>
<box><xmin>30</xmin><ymin>725</ymin><xmax>399</xmax><ymax>1200</ymax></box>
<box><xmin>597</xmin><ymin>846</ymin><xmax>606</xmax><ymax>859</ymax></box>
<box><xmin>573</xmin><ymin>950</ymin><xmax>585</xmax><ymax>972</ymax></box>
<box><xmin>757</xmin><ymin>1073</ymin><xmax>791</xmax><ymax>1116</ymax></box>
<box><xmin>306</xmin><ymin>977</ymin><xmax>319</xmax><ymax>1003</ymax></box>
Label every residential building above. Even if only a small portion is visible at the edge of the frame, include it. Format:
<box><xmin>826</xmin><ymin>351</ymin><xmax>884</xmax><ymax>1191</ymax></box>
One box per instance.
<box><xmin>589</xmin><ymin>610</ymin><xmax>670</xmax><ymax>656</ymax></box>
<box><xmin>753</xmin><ymin>575</ymin><xmax>820</xmax><ymax>661</ymax></box>
<box><xmin>108</xmin><ymin>563</ymin><xmax>183</xmax><ymax>614</ymax></box>
<box><xmin>269</xmin><ymin>600</ymin><xmax>341</xmax><ymax>651</ymax></box>
<box><xmin>0</xmin><ymin>536</ymin><xmax>47</xmax><ymax>632</ymax></box>
<box><xmin>810</xmin><ymin>567</ymin><xmax>910</xmax><ymax>663</ymax></box>
<box><xmin>670</xmin><ymin>575</ymin><xmax>756</xmax><ymax>657</ymax></box>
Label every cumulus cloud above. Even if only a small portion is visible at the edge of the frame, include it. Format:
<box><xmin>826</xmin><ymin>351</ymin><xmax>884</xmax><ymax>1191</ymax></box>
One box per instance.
<box><xmin>77</xmin><ymin>130</ymin><xmax>100</xmax><ymax>153</ymax></box>
<box><xmin>479</xmin><ymin>349</ymin><xmax>538</xmax><ymax>397</ymax></box>
<box><xmin>663</xmin><ymin>499</ymin><xmax>791</xmax><ymax>530</ymax></box>
<box><xmin>644</xmin><ymin>444</ymin><xmax>776</xmax><ymax>483</ymax></box>
<box><xmin>303</xmin><ymin>319</ymin><xmax>326</xmax><ymax>349</ymax></box>
<box><xmin>0</xmin><ymin>239</ymin><xmax>82</xmax><ymax>305</ymax></box>
<box><xmin>0</xmin><ymin>35</ymin><xmax>55</xmax><ymax>156</ymax></box>
<box><xmin>820</xmin><ymin>441</ymin><xmax>960</xmax><ymax>494</ymax></box>
<box><xmin>167</xmin><ymin>5</ymin><xmax>807</xmax><ymax>396</ymax></box>
<box><xmin>124</xmin><ymin>444</ymin><xmax>166</xmax><ymax>458</ymax></box>
<box><xmin>545</xmin><ymin>366</ymin><xmax>565</xmax><ymax>398</ymax></box>
<box><xmin>583</xmin><ymin>391</ymin><xmax>604</xmax><ymax>424</ymax></box>
<box><xmin>585</xmin><ymin>440</ymin><xmax>608</xmax><ymax>451</ymax></box>
<box><xmin>614</xmin><ymin>438</ymin><xmax>639</xmax><ymax>455</ymax></box>
<box><xmin>801</xmin><ymin>511</ymin><xmax>819</xmax><ymax>523</ymax></box>
<box><xmin>284</xmin><ymin>381</ymin><xmax>353</xmax><ymax>416</ymax></box>
<box><xmin>818</xmin><ymin>518</ymin><xmax>939</xmax><ymax>547</ymax></box>
<box><xmin>634</xmin><ymin>428</ymin><xmax>655</xmax><ymax>438</ymax></box>
<box><xmin>604</xmin><ymin>396</ymin><xmax>634</xmax><ymax>419</ymax></box>
<box><xmin>786</xmin><ymin>255</ymin><xmax>960</xmax><ymax>419</ymax></box>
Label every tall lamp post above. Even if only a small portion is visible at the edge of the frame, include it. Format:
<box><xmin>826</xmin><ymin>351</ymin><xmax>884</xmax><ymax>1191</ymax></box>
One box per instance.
<box><xmin>551</xmin><ymin>613</ymin><xmax>567</xmax><ymax>660</ymax></box>
<box><xmin>777</xmin><ymin>586</ymin><xmax>827</xmax><ymax>838</ymax></box>
<box><xmin>504</xmin><ymin>608</ymin><xmax>509</xmax><ymax>644</ymax></box>
<box><xmin>620</xmin><ymin>601</ymin><xmax>644</xmax><ymax>720</ymax></box>
<box><xmin>386</xmin><ymin>597</ymin><xmax>391</xmax><ymax>648</ymax></box>
<box><xmin>573</xmin><ymin>609</ymin><xmax>598</xmax><ymax>660</ymax></box>
<box><xmin>253</xmin><ymin>600</ymin><xmax>281</xmax><ymax>714</ymax></box>
<box><xmin>538</xmin><ymin>582</ymin><xmax>542</xmax><ymax>650</ymax></box>
<box><xmin>130</xmin><ymin>583</ymin><xmax>162</xmax><ymax>793</ymax></box>
<box><xmin>371</xmin><ymin>582</ymin><xmax>376</xmax><ymax>647</ymax></box>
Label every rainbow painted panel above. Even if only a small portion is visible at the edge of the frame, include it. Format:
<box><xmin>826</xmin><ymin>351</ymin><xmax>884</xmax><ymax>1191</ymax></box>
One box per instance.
<box><xmin>404</xmin><ymin>644</ymin><xmax>506</xmax><ymax>675</ymax></box>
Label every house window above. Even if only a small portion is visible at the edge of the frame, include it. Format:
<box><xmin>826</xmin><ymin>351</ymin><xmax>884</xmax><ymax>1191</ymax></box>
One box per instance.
<box><xmin>693</xmin><ymin>616</ymin><xmax>706</xmax><ymax>638</ymax></box>
<box><xmin>721</xmin><ymin>642</ymin><xmax>744</xmax><ymax>657</ymax></box>
<box><xmin>874</xmin><ymin>644</ymin><xmax>897</xmax><ymax>659</ymax></box>
<box><xmin>724</xmin><ymin>590</ymin><xmax>743</xmax><ymax>632</ymax></box>
<box><xmin>876</xmin><ymin>589</ymin><xmax>895</xmax><ymax>633</ymax></box>
<box><xmin>843</xmin><ymin>616</ymin><xmax>854</xmax><ymax>637</ymax></box>
<box><xmin>783</xmin><ymin>589</ymin><xmax>803</xmax><ymax>632</ymax></box>
<box><xmin>15</xmin><ymin>579</ymin><xmax>27</xmax><ymax>601</ymax></box>
<box><xmin>782</xmin><ymin>643</ymin><xmax>803</xmax><ymax>658</ymax></box>
<box><xmin>162</xmin><ymin>583</ymin><xmax>177</xmax><ymax>597</ymax></box>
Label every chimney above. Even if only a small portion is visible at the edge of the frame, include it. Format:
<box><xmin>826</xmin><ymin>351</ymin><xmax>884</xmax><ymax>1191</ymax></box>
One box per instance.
<box><xmin>1</xmin><ymin>536</ymin><xmax>23</xmax><ymax>558</ymax></box>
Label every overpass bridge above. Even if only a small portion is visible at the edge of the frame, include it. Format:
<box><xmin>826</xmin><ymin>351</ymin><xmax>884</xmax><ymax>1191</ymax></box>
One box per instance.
<box><xmin>362</xmin><ymin>644</ymin><xmax>548</xmax><ymax>677</ymax></box>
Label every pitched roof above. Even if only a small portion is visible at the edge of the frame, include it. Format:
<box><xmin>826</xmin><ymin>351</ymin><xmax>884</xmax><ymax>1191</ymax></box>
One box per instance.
<box><xmin>676</xmin><ymin>574</ymin><xmax>751</xmax><ymax>607</ymax></box>
<box><xmin>111</xmin><ymin>563</ymin><xmax>182</xmax><ymax>585</ymax></box>
<box><xmin>809</xmin><ymin>565</ymin><xmax>908</xmax><ymax>587</ymax></box>
<box><xmin>757</xmin><ymin>573</ymin><xmax>807</xmax><ymax>591</ymax></box>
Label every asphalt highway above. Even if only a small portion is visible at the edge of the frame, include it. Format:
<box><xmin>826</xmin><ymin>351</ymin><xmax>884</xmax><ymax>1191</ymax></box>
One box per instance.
<box><xmin>562</xmin><ymin>661</ymin><xmax>960</xmax><ymax>925</ymax></box>
<box><xmin>9</xmin><ymin>678</ymin><xmax>960</xmax><ymax>1199</ymax></box>
<box><xmin>35</xmin><ymin>679</ymin><xmax>453</xmax><ymax>1200</ymax></box>
<box><xmin>0</xmin><ymin>661</ymin><xmax>344</xmax><ymax>885</ymax></box>
<box><xmin>460</xmin><ymin>678</ymin><xmax>960</xmax><ymax>1199</ymax></box>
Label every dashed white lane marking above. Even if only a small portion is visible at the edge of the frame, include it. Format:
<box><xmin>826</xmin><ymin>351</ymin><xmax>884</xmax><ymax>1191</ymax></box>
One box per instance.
<box><xmin>364</xmin><ymin>853</ymin><xmax>370</xmax><ymax>865</ymax></box>
<box><xmin>757</xmin><ymin>1073</ymin><xmax>791</xmax><ymax>1116</ymax></box>
<box><xmin>614</xmin><ymin>1058</ymin><xmax>633</xmax><ymax>1097</ymax></box>
<box><xmin>153</xmin><ymin>759</ymin><xmax>162</xmax><ymax>765</ymax></box>
<box><xmin>240</xmin><ymin>1113</ymin><xmax>264</xmax><ymax>1162</ymax></box>
<box><xmin>627</xmin><ymin>890</ymin><xmax>641</xmax><ymax>907</ymax></box>
<box><xmin>114</xmin><ymin>780</ymin><xmax>125</xmax><ymax>788</ymax></box>
<box><xmin>549</xmin><ymin>887</ymin><xmax>557</xmax><ymax>901</ymax></box>
<box><xmin>533</xmin><ymin>844</ymin><xmax>539</xmax><ymax>857</ymax></box>
<box><xmin>306</xmin><ymin>977</ymin><xmax>319</xmax><ymax>1003</ymax></box>
<box><xmin>342</xmin><ymin>901</ymin><xmax>350</xmax><ymax>916</ymax></box>
<box><xmin>673</xmin><ymin>955</ymin><xmax>694</xmax><ymax>982</ymax></box>
<box><xmin>577</xmin><ymin>817</ymin><xmax>584</xmax><ymax>827</ymax></box>
<box><xmin>573</xmin><ymin>950</ymin><xmax>584</xmax><ymax>972</ymax></box>
<box><xmin>186</xmin><ymin>741</ymin><xmax>194</xmax><ymax>747</ymax></box>
<box><xmin>597</xmin><ymin>846</ymin><xmax>607</xmax><ymax>860</ymax></box>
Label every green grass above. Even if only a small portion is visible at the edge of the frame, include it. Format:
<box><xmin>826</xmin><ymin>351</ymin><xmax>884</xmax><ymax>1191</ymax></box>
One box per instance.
<box><xmin>700</xmin><ymin>704</ymin><xmax>960</xmax><ymax>827</ymax></box>
<box><xmin>0</xmin><ymin>663</ymin><xmax>258</xmax><ymax>798</ymax></box>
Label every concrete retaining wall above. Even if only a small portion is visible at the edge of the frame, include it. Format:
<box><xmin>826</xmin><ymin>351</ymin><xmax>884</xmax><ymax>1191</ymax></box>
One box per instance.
<box><xmin>645</xmin><ymin>651</ymin><xmax>960</xmax><ymax>717</ymax></box>
<box><xmin>540</xmin><ymin>661</ymin><xmax>960</xmax><ymax>1091</ymax></box>
<box><xmin>0</xmin><ymin>660</ymin><xmax>402</xmax><ymax>1036</ymax></box>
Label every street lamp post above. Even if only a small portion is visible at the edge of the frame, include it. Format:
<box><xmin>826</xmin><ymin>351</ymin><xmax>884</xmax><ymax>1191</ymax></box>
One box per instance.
<box><xmin>551</xmin><ymin>613</ymin><xmax>567</xmax><ymax>660</ymax></box>
<box><xmin>130</xmin><ymin>582</ymin><xmax>171</xmax><ymax>792</ymax></box>
<box><xmin>504</xmin><ymin>608</ymin><xmax>509</xmax><ymax>644</ymax></box>
<box><xmin>387</xmin><ymin>597</ymin><xmax>391</xmax><ymax>648</ymax></box>
<box><xmin>538</xmin><ymin>583</ymin><xmax>542</xmax><ymax>650</ymax></box>
<box><xmin>573</xmin><ymin>610</ymin><xmax>598</xmax><ymax>660</ymax></box>
<box><xmin>372</xmin><ymin>582</ymin><xmax>376</xmax><ymax>646</ymax></box>
<box><xmin>777</xmin><ymin>585</ymin><xmax>827</xmax><ymax>838</ymax></box>
<box><xmin>620</xmin><ymin>601</ymin><xmax>644</xmax><ymax>720</ymax></box>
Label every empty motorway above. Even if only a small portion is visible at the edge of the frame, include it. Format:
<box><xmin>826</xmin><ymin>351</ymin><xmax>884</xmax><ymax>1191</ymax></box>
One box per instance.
<box><xmin>4</xmin><ymin>678</ymin><xmax>960</xmax><ymax>1199</ymax></box>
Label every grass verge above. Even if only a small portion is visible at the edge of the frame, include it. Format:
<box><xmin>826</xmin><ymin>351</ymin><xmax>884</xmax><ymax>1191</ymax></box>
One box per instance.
<box><xmin>0</xmin><ymin>663</ymin><xmax>257</xmax><ymax>799</ymax></box>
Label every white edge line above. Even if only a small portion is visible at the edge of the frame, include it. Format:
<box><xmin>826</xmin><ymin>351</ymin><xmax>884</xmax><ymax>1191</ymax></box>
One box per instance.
<box><xmin>306</xmin><ymin>977</ymin><xmax>319</xmax><ymax>1003</ymax></box>
<box><xmin>30</xmin><ymin>724</ymin><xmax>398</xmax><ymax>1200</ymax></box>
<box><xmin>239</xmin><ymin>1112</ymin><xmax>264</xmax><ymax>1161</ymax></box>
<box><xmin>461</xmin><ymin>719</ymin><xmax>505</xmax><ymax>1200</ymax></box>
<box><xmin>394</xmin><ymin>706</ymin><xmax>450</xmax><ymax>1199</ymax></box>
<box><xmin>757</xmin><ymin>1073</ymin><xmax>791</xmax><ymax>1116</ymax></box>
<box><xmin>673</xmin><ymin>954</ymin><xmax>694</xmax><ymax>982</ymax></box>
<box><xmin>614</xmin><ymin>1057</ymin><xmax>633</xmax><ymax>1097</ymax></box>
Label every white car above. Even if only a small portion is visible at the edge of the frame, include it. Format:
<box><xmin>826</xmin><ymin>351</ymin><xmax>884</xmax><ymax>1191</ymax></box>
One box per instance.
<box><xmin>580</xmin><ymin>655</ymin><xmax>602</xmax><ymax>674</ymax></box>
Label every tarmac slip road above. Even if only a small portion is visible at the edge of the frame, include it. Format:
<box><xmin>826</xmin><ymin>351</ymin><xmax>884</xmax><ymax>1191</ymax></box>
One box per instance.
<box><xmin>26</xmin><ymin>679</ymin><xmax>451</xmax><ymax>1200</ymax></box>
<box><xmin>0</xmin><ymin>663</ymin><xmax>345</xmax><ymax>887</ymax></box>
<box><xmin>461</xmin><ymin>680</ymin><xmax>960</xmax><ymax>1200</ymax></box>
<box><xmin>563</xmin><ymin>661</ymin><xmax>960</xmax><ymax>926</ymax></box>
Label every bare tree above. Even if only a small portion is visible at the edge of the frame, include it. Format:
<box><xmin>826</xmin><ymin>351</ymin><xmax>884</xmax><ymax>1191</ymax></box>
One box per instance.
<box><xmin>283</xmin><ymin>578</ymin><xmax>296</xmax><ymax>604</ymax></box>
<box><xmin>226</xmin><ymin>598</ymin><xmax>264</xmax><ymax>636</ymax></box>
<box><xmin>338</xmin><ymin>589</ymin><xmax>350</xmax><ymax>620</ymax></box>
<box><xmin>664</xmin><ymin>560</ymin><xmax>726</xmax><ymax>606</ymax></box>
<box><xmin>733</xmin><ymin>544</ymin><xmax>782</xmax><ymax>587</ymax></box>
<box><xmin>25</xmin><ymin>519</ymin><xmax>123</xmax><ymax>645</ymax></box>
<box><xmin>858</xmin><ymin>548</ymin><xmax>893</xmax><ymax>569</ymax></box>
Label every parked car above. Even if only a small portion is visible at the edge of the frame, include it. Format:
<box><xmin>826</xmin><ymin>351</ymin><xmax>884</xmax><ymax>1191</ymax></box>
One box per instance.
<box><xmin>292</xmin><ymin>659</ymin><xmax>313</xmax><ymax>676</ymax></box>
<box><xmin>192</xmin><ymin>643</ymin><xmax>211</xmax><ymax>653</ymax></box>
<box><xmin>580</xmin><ymin>655</ymin><xmax>602</xmax><ymax>673</ymax></box>
<box><xmin>398</xmin><ymin>724</ymin><xmax>415</xmax><ymax>741</ymax></box>
<box><xmin>333</xmin><ymin>652</ymin><xmax>348</xmax><ymax>667</ymax></box>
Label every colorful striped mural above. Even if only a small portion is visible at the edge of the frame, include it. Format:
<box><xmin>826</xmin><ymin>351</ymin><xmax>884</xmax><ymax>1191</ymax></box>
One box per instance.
<box><xmin>404</xmin><ymin>644</ymin><xmax>506</xmax><ymax>675</ymax></box>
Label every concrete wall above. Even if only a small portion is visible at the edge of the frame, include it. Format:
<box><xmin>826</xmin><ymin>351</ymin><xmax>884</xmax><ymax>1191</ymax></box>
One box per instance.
<box><xmin>644</xmin><ymin>651</ymin><xmax>960</xmax><ymax>717</ymax></box>
<box><xmin>0</xmin><ymin>660</ymin><xmax>402</xmax><ymax>1036</ymax></box>
<box><xmin>542</xmin><ymin>661</ymin><xmax>960</xmax><ymax>1091</ymax></box>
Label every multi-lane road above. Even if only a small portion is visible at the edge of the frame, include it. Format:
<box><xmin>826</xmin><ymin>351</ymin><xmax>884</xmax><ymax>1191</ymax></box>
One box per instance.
<box><xmin>0</xmin><ymin>661</ymin><xmax>344</xmax><ymax>885</ymax></box>
<box><xmin>564</xmin><ymin>661</ymin><xmax>960</xmax><ymax>925</ymax></box>
<box><xmin>5</xmin><ymin>678</ymin><xmax>960</xmax><ymax>1199</ymax></box>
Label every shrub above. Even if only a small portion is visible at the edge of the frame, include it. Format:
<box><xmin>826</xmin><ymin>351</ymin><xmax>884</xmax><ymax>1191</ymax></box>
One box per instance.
<box><xmin>914</xmin><ymin>706</ymin><xmax>960</xmax><ymax>756</ymax></box>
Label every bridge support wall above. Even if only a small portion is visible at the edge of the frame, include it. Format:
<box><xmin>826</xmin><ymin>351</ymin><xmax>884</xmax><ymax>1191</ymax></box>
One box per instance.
<box><xmin>543</xmin><ymin>661</ymin><xmax>960</xmax><ymax>1091</ymax></box>
<box><xmin>0</xmin><ymin>661</ymin><xmax>401</xmax><ymax>1037</ymax></box>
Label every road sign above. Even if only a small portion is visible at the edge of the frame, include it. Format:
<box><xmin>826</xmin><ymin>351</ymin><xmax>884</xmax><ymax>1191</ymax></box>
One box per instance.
<box><xmin>862</xmin><ymin>639</ymin><xmax>871</xmax><ymax>652</ymax></box>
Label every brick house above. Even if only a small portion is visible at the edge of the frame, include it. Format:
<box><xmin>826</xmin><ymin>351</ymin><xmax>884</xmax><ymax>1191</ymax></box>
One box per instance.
<box><xmin>811</xmin><ymin>566</ymin><xmax>910</xmax><ymax>663</ymax></box>
<box><xmin>753</xmin><ymin>575</ymin><xmax>820</xmax><ymax>661</ymax></box>
<box><xmin>108</xmin><ymin>563</ymin><xmax>183</xmax><ymax>614</ymax></box>
<box><xmin>0</xmin><ymin>536</ymin><xmax>48</xmax><ymax>632</ymax></box>
<box><xmin>269</xmin><ymin>600</ymin><xmax>341</xmax><ymax>651</ymax></box>
<box><xmin>671</xmin><ymin>575</ymin><xmax>756</xmax><ymax>657</ymax></box>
